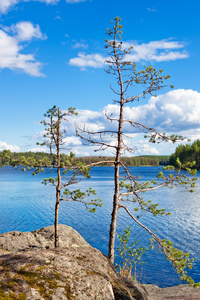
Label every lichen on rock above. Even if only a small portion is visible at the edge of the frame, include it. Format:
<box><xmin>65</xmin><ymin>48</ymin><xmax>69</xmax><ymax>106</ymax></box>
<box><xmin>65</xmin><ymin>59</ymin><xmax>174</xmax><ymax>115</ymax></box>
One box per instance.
<box><xmin>0</xmin><ymin>225</ymin><xmax>149</xmax><ymax>300</ymax></box>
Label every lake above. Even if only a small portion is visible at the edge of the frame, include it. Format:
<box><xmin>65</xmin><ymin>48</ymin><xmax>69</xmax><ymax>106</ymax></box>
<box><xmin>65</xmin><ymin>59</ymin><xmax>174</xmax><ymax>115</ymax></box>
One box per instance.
<box><xmin>0</xmin><ymin>165</ymin><xmax>200</xmax><ymax>287</ymax></box>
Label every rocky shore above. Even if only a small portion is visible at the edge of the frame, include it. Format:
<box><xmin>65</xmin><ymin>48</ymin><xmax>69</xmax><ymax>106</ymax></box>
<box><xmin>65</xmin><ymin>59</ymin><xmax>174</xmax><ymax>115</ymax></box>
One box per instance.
<box><xmin>0</xmin><ymin>225</ymin><xmax>199</xmax><ymax>300</ymax></box>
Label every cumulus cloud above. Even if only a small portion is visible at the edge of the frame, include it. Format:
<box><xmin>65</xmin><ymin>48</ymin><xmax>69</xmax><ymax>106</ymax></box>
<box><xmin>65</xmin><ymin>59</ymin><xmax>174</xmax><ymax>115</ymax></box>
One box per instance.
<box><xmin>124</xmin><ymin>40</ymin><xmax>188</xmax><ymax>62</ymax></box>
<box><xmin>0</xmin><ymin>22</ymin><xmax>46</xmax><ymax>76</ymax></box>
<box><xmin>71</xmin><ymin>89</ymin><xmax>200</xmax><ymax>137</ymax></box>
<box><xmin>10</xmin><ymin>21</ymin><xmax>47</xmax><ymax>41</ymax></box>
<box><xmin>134</xmin><ymin>141</ymin><xmax>159</xmax><ymax>155</ymax></box>
<box><xmin>68</xmin><ymin>89</ymin><xmax>200</xmax><ymax>156</ymax></box>
<box><xmin>95</xmin><ymin>90</ymin><xmax>200</xmax><ymax>135</ymax></box>
<box><xmin>0</xmin><ymin>0</ymin><xmax>18</xmax><ymax>14</ymax></box>
<box><xmin>62</xmin><ymin>136</ymin><xmax>82</xmax><ymax>147</ymax></box>
<box><xmin>133</xmin><ymin>89</ymin><xmax>200</xmax><ymax>132</ymax></box>
<box><xmin>72</xmin><ymin>149</ymin><xmax>90</xmax><ymax>156</ymax></box>
<box><xmin>67</xmin><ymin>139</ymin><xmax>160</xmax><ymax>157</ymax></box>
<box><xmin>26</xmin><ymin>89</ymin><xmax>200</xmax><ymax>156</ymax></box>
<box><xmin>69</xmin><ymin>39</ymin><xmax>188</xmax><ymax>69</ymax></box>
<box><xmin>25</xmin><ymin>130</ymin><xmax>46</xmax><ymax>141</ymax></box>
<box><xmin>0</xmin><ymin>141</ymin><xmax>20</xmax><ymax>152</ymax></box>
<box><xmin>69</xmin><ymin>53</ymin><xmax>105</xmax><ymax>68</ymax></box>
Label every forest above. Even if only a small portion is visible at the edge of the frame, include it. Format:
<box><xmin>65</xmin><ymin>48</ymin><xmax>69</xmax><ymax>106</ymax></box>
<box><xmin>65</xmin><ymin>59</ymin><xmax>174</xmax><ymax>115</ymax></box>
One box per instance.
<box><xmin>169</xmin><ymin>139</ymin><xmax>200</xmax><ymax>169</ymax></box>
<box><xmin>0</xmin><ymin>150</ymin><xmax>169</xmax><ymax>167</ymax></box>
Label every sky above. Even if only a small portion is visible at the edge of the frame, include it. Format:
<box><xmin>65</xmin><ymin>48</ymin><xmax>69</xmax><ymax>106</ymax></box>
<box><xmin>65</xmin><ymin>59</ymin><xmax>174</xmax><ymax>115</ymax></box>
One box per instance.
<box><xmin>0</xmin><ymin>0</ymin><xmax>200</xmax><ymax>156</ymax></box>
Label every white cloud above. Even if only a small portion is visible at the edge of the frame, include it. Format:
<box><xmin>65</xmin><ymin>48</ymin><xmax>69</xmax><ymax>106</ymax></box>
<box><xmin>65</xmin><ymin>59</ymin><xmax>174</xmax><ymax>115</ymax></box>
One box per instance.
<box><xmin>62</xmin><ymin>136</ymin><xmax>82</xmax><ymax>146</ymax></box>
<box><xmin>96</xmin><ymin>90</ymin><xmax>200</xmax><ymax>136</ymax></box>
<box><xmin>124</xmin><ymin>40</ymin><xmax>188</xmax><ymax>62</ymax></box>
<box><xmin>68</xmin><ymin>139</ymin><xmax>160</xmax><ymax>157</ymax></box>
<box><xmin>25</xmin><ymin>130</ymin><xmax>46</xmax><ymax>141</ymax></box>
<box><xmin>72</xmin><ymin>41</ymin><xmax>88</xmax><ymax>49</ymax></box>
<box><xmin>11</xmin><ymin>21</ymin><xmax>47</xmax><ymax>41</ymax></box>
<box><xmin>0</xmin><ymin>141</ymin><xmax>20</xmax><ymax>152</ymax></box>
<box><xmin>69</xmin><ymin>39</ymin><xmax>188</xmax><ymax>68</ymax></box>
<box><xmin>68</xmin><ymin>89</ymin><xmax>200</xmax><ymax>155</ymax></box>
<box><xmin>66</xmin><ymin>104</ymin><xmax>160</xmax><ymax>156</ymax></box>
<box><xmin>140</xmin><ymin>89</ymin><xmax>200</xmax><ymax>132</ymax></box>
<box><xmin>0</xmin><ymin>0</ymin><xmax>18</xmax><ymax>14</ymax></box>
<box><xmin>69</xmin><ymin>53</ymin><xmax>105</xmax><ymax>68</ymax></box>
<box><xmin>72</xmin><ymin>149</ymin><xmax>90</xmax><ymax>156</ymax></box>
<box><xmin>73</xmin><ymin>90</ymin><xmax>200</xmax><ymax>138</ymax></box>
<box><xmin>26</xmin><ymin>89</ymin><xmax>200</xmax><ymax>156</ymax></box>
<box><xmin>27</xmin><ymin>146</ymin><xmax>49</xmax><ymax>152</ymax></box>
<box><xmin>0</xmin><ymin>22</ymin><xmax>46</xmax><ymax>76</ymax></box>
<box><xmin>135</xmin><ymin>141</ymin><xmax>159</xmax><ymax>155</ymax></box>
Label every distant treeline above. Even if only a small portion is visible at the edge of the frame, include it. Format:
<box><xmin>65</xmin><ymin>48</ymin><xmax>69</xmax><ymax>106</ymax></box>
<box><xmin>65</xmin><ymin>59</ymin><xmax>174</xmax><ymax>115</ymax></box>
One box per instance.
<box><xmin>73</xmin><ymin>155</ymin><xmax>167</xmax><ymax>166</ymax></box>
<box><xmin>169</xmin><ymin>139</ymin><xmax>200</xmax><ymax>169</ymax></box>
<box><xmin>0</xmin><ymin>151</ymin><xmax>52</xmax><ymax>166</ymax></box>
<box><xmin>0</xmin><ymin>151</ymin><xmax>169</xmax><ymax>167</ymax></box>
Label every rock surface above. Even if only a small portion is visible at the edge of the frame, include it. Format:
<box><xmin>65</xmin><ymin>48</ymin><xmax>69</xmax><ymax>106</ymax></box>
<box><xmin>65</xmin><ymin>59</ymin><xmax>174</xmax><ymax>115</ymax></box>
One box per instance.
<box><xmin>0</xmin><ymin>225</ymin><xmax>199</xmax><ymax>300</ymax></box>
<box><xmin>0</xmin><ymin>225</ymin><xmax>150</xmax><ymax>300</ymax></box>
<box><xmin>143</xmin><ymin>284</ymin><xmax>200</xmax><ymax>300</ymax></box>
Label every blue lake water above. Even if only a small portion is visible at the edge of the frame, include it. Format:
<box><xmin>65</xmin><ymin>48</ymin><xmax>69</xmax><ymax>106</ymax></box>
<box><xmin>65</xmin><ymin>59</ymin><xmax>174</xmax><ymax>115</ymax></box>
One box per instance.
<box><xmin>0</xmin><ymin>165</ymin><xmax>200</xmax><ymax>287</ymax></box>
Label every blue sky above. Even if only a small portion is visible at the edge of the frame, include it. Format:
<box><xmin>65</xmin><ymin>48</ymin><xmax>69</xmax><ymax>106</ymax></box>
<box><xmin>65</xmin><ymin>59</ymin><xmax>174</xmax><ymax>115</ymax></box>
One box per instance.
<box><xmin>0</xmin><ymin>0</ymin><xmax>200</xmax><ymax>156</ymax></box>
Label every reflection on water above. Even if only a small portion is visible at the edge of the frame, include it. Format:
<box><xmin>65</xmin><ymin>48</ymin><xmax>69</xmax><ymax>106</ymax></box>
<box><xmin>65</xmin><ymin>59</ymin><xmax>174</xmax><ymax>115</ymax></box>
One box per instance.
<box><xmin>0</xmin><ymin>166</ymin><xmax>200</xmax><ymax>287</ymax></box>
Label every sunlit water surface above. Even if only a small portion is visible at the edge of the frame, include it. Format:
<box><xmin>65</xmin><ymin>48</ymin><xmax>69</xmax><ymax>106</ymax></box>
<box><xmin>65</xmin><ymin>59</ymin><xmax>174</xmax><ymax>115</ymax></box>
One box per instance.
<box><xmin>0</xmin><ymin>166</ymin><xmax>200</xmax><ymax>287</ymax></box>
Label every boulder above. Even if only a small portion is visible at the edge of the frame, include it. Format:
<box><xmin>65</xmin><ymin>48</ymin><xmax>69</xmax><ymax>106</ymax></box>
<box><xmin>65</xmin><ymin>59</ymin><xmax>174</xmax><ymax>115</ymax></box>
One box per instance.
<box><xmin>0</xmin><ymin>225</ymin><xmax>150</xmax><ymax>300</ymax></box>
<box><xmin>0</xmin><ymin>225</ymin><xmax>90</xmax><ymax>251</ymax></box>
<box><xmin>143</xmin><ymin>284</ymin><xmax>200</xmax><ymax>300</ymax></box>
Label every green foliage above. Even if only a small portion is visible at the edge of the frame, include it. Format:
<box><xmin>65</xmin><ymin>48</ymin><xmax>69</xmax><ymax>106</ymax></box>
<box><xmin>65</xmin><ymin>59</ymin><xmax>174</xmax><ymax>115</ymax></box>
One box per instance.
<box><xmin>119</xmin><ymin>158</ymin><xmax>197</xmax><ymax>218</ymax></box>
<box><xmin>0</xmin><ymin>150</ymin><xmax>11</xmax><ymax>166</ymax></box>
<box><xmin>161</xmin><ymin>162</ymin><xmax>197</xmax><ymax>193</ymax></box>
<box><xmin>119</xmin><ymin>178</ymin><xmax>169</xmax><ymax>217</ymax></box>
<box><xmin>116</xmin><ymin>227</ymin><xmax>148</xmax><ymax>281</ymax></box>
<box><xmin>147</xmin><ymin>132</ymin><xmax>185</xmax><ymax>144</ymax></box>
<box><xmin>62</xmin><ymin>187</ymin><xmax>103</xmax><ymax>212</ymax></box>
<box><xmin>8</xmin><ymin>152</ymin><xmax>52</xmax><ymax>170</ymax></box>
<box><xmin>169</xmin><ymin>139</ymin><xmax>200</xmax><ymax>170</ymax></box>
<box><xmin>105</xmin><ymin>17</ymin><xmax>176</xmax><ymax>112</ymax></box>
<box><xmin>149</xmin><ymin>238</ymin><xmax>200</xmax><ymax>287</ymax></box>
<box><xmin>73</xmin><ymin>17</ymin><xmax>200</xmax><ymax>286</ymax></box>
<box><xmin>8</xmin><ymin>106</ymin><xmax>102</xmax><ymax>248</ymax></box>
<box><xmin>103</xmin><ymin>17</ymin><xmax>200</xmax><ymax>286</ymax></box>
<box><xmin>0</xmin><ymin>153</ymin><xmax>169</xmax><ymax>167</ymax></box>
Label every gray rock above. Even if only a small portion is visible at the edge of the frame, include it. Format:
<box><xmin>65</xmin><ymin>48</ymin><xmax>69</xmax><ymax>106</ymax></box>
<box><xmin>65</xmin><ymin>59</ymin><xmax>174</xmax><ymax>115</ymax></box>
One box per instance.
<box><xmin>0</xmin><ymin>225</ymin><xmax>89</xmax><ymax>251</ymax></box>
<box><xmin>26</xmin><ymin>287</ymin><xmax>44</xmax><ymax>300</ymax></box>
<box><xmin>0</xmin><ymin>225</ymin><xmax>149</xmax><ymax>300</ymax></box>
<box><xmin>143</xmin><ymin>284</ymin><xmax>200</xmax><ymax>300</ymax></box>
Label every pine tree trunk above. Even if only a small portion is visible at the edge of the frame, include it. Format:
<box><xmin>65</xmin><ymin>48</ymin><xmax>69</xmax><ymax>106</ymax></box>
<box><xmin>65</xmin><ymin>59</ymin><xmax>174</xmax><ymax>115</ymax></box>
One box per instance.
<box><xmin>54</xmin><ymin>190</ymin><xmax>60</xmax><ymax>248</ymax></box>
<box><xmin>54</xmin><ymin>108</ymin><xmax>61</xmax><ymax>248</ymax></box>
<box><xmin>108</xmin><ymin>169</ymin><xmax>119</xmax><ymax>263</ymax></box>
<box><xmin>108</xmin><ymin>102</ymin><xmax>124</xmax><ymax>263</ymax></box>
